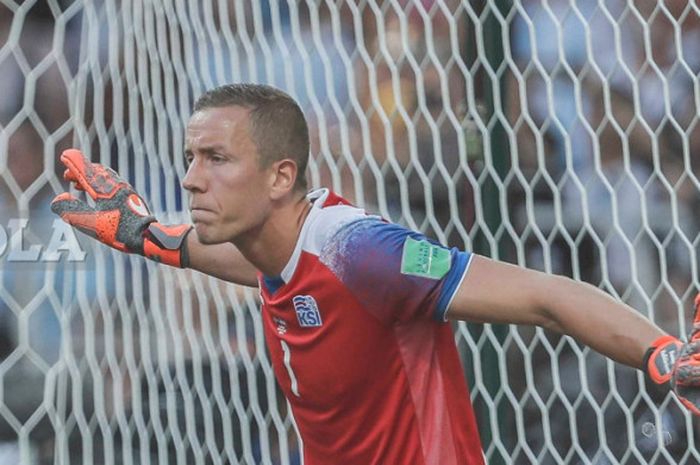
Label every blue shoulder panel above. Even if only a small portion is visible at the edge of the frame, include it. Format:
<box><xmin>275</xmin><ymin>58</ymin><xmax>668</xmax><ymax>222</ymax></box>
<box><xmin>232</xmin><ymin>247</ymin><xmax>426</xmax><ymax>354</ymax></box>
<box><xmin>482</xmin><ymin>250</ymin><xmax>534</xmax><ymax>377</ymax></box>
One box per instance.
<box><xmin>319</xmin><ymin>218</ymin><xmax>471</xmax><ymax>323</ymax></box>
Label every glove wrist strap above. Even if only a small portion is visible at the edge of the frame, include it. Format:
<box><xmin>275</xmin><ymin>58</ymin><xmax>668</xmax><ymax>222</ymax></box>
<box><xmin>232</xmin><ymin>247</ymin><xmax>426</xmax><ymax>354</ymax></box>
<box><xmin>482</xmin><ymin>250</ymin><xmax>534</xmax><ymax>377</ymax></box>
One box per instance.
<box><xmin>143</xmin><ymin>223</ymin><xmax>193</xmax><ymax>268</ymax></box>
<box><xmin>643</xmin><ymin>335</ymin><xmax>682</xmax><ymax>386</ymax></box>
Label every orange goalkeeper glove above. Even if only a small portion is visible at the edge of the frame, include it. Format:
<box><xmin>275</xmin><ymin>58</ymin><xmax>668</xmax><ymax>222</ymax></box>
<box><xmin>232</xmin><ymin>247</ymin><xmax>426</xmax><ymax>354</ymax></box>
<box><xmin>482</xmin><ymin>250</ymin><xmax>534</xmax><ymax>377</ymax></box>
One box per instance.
<box><xmin>672</xmin><ymin>294</ymin><xmax>700</xmax><ymax>415</ymax></box>
<box><xmin>643</xmin><ymin>294</ymin><xmax>700</xmax><ymax>416</ymax></box>
<box><xmin>51</xmin><ymin>149</ymin><xmax>192</xmax><ymax>267</ymax></box>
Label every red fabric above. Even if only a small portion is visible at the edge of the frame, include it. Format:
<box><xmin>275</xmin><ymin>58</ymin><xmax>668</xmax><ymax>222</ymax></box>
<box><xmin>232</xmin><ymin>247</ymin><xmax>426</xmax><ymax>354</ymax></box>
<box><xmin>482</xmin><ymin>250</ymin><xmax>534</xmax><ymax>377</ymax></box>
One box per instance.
<box><xmin>321</xmin><ymin>190</ymin><xmax>353</xmax><ymax>207</ymax></box>
<box><xmin>259</xmin><ymin>252</ymin><xmax>484</xmax><ymax>465</ymax></box>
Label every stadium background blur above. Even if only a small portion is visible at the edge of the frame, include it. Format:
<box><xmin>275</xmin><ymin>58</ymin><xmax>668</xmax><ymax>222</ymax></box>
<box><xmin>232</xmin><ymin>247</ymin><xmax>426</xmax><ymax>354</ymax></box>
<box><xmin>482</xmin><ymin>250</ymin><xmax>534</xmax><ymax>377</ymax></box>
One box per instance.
<box><xmin>0</xmin><ymin>0</ymin><xmax>698</xmax><ymax>464</ymax></box>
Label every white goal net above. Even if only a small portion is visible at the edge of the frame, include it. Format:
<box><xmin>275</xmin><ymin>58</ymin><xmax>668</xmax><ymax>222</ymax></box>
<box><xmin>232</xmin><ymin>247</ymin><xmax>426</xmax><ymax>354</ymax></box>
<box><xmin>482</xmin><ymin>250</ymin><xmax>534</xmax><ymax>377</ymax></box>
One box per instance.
<box><xmin>0</xmin><ymin>0</ymin><xmax>698</xmax><ymax>464</ymax></box>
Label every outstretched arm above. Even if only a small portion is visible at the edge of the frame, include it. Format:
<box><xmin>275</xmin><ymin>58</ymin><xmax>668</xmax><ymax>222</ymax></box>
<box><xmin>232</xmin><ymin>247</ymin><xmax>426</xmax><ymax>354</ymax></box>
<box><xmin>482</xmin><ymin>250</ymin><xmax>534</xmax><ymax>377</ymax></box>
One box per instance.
<box><xmin>51</xmin><ymin>149</ymin><xmax>259</xmax><ymax>287</ymax></box>
<box><xmin>447</xmin><ymin>254</ymin><xmax>700</xmax><ymax>414</ymax></box>
<box><xmin>447</xmin><ymin>255</ymin><xmax>662</xmax><ymax>367</ymax></box>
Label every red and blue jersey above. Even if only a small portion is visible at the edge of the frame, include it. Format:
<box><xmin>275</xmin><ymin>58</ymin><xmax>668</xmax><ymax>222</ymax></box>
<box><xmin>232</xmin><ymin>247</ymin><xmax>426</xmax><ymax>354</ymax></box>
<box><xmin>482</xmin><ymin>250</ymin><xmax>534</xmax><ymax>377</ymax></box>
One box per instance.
<box><xmin>258</xmin><ymin>189</ymin><xmax>484</xmax><ymax>465</ymax></box>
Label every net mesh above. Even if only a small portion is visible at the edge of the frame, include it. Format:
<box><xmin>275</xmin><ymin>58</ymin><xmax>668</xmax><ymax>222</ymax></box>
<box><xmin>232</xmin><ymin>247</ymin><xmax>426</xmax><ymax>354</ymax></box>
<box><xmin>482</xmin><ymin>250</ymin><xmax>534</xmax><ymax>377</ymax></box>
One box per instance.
<box><xmin>0</xmin><ymin>0</ymin><xmax>698</xmax><ymax>464</ymax></box>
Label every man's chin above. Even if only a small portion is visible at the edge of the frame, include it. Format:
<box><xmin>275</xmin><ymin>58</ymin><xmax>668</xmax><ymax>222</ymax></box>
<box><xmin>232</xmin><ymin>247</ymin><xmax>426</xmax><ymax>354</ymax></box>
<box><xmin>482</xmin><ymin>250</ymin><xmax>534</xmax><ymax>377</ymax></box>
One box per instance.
<box><xmin>193</xmin><ymin>225</ymin><xmax>225</xmax><ymax>245</ymax></box>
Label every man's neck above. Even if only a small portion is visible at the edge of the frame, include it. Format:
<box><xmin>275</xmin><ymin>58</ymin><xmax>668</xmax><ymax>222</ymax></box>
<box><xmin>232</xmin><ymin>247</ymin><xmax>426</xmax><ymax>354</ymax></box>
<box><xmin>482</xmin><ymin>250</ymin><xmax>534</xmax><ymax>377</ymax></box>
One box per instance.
<box><xmin>234</xmin><ymin>194</ymin><xmax>312</xmax><ymax>277</ymax></box>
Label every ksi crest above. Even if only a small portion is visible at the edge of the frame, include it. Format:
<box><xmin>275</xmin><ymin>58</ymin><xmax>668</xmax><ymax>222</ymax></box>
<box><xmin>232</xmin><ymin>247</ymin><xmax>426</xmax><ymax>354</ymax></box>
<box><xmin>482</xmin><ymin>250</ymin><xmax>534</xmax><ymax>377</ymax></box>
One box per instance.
<box><xmin>292</xmin><ymin>295</ymin><xmax>323</xmax><ymax>328</ymax></box>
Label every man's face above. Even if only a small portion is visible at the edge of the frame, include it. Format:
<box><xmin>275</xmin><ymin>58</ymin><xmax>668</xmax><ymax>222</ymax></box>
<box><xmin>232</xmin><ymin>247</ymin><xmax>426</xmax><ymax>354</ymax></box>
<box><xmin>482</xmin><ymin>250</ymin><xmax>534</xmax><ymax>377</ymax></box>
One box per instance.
<box><xmin>183</xmin><ymin>106</ymin><xmax>272</xmax><ymax>244</ymax></box>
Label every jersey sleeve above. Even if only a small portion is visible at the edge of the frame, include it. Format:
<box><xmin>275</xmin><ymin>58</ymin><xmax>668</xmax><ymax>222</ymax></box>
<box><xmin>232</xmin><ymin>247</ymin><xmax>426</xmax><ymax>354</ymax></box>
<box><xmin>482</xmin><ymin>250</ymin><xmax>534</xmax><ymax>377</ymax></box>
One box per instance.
<box><xmin>318</xmin><ymin>218</ymin><xmax>472</xmax><ymax>324</ymax></box>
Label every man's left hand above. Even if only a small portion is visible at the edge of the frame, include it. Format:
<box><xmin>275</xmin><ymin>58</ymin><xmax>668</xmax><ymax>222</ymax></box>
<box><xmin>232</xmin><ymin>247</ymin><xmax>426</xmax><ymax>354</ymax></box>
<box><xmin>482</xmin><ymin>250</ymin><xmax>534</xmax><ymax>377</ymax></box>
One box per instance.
<box><xmin>644</xmin><ymin>294</ymin><xmax>700</xmax><ymax>415</ymax></box>
<box><xmin>672</xmin><ymin>294</ymin><xmax>700</xmax><ymax>415</ymax></box>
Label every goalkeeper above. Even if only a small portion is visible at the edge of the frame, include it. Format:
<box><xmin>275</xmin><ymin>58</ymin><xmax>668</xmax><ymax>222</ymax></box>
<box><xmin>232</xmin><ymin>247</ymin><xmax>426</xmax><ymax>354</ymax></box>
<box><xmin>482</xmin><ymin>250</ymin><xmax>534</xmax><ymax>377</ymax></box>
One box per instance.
<box><xmin>52</xmin><ymin>83</ymin><xmax>700</xmax><ymax>465</ymax></box>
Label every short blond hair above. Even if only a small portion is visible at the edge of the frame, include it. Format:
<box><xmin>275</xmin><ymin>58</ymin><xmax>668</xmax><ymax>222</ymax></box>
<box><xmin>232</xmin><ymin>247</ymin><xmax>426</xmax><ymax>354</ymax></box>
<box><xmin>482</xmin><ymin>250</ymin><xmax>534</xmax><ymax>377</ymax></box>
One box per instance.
<box><xmin>193</xmin><ymin>83</ymin><xmax>309</xmax><ymax>191</ymax></box>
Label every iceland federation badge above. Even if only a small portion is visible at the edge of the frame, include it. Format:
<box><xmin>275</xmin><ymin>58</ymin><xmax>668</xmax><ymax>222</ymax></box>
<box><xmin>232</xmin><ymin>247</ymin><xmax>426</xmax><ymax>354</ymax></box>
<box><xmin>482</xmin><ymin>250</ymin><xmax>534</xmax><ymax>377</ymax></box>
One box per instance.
<box><xmin>292</xmin><ymin>295</ymin><xmax>323</xmax><ymax>328</ymax></box>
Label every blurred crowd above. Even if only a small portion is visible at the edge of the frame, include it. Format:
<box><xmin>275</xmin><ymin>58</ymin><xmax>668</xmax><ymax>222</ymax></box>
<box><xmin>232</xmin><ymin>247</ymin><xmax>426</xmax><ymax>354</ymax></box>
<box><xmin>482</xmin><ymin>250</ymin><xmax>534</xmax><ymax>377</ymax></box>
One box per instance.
<box><xmin>0</xmin><ymin>0</ymin><xmax>698</xmax><ymax>464</ymax></box>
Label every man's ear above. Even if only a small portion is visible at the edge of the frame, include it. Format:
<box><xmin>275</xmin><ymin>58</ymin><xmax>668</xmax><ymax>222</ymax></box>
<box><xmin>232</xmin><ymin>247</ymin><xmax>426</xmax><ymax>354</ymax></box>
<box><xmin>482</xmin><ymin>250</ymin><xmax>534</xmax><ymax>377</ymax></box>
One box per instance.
<box><xmin>269</xmin><ymin>158</ymin><xmax>298</xmax><ymax>200</ymax></box>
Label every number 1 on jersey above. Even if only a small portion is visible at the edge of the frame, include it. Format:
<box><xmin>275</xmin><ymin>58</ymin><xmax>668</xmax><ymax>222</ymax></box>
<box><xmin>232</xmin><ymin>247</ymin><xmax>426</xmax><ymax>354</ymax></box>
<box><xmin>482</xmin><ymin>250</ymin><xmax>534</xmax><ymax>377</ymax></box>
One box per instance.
<box><xmin>280</xmin><ymin>340</ymin><xmax>301</xmax><ymax>397</ymax></box>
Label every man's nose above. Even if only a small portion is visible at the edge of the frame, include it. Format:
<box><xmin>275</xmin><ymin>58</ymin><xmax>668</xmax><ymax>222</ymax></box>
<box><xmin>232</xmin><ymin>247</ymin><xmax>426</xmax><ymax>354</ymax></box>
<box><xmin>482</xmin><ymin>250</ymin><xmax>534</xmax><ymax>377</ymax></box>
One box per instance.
<box><xmin>182</xmin><ymin>159</ymin><xmax>205</xmax><ymax>193</ymax></box>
